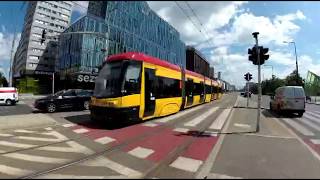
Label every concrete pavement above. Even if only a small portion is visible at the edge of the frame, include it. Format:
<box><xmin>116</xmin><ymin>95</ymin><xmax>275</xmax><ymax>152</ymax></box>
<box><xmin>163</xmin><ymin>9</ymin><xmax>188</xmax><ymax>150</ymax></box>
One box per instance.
<box><xmin>201</xmin><ymin>95</ymin><xmax>320</xmax><ymax>178</ymax></box>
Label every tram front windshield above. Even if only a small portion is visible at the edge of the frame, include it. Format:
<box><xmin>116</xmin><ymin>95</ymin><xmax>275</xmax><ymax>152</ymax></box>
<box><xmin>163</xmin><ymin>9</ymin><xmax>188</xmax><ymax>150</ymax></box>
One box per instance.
<box><xmin>93</xmin><ymin>60</ymin><xmax>141</xmax><ymax>98</ymax></box>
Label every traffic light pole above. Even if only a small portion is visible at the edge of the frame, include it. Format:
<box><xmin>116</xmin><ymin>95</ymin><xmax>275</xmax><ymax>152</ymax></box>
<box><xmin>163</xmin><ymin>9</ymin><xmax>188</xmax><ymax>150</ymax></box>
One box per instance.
<box><xmin>253</xmin><ymin>33</ymin><xmax>261</xmax><ymax>133</ymax></box>
<box><xmin>247</xmin><ymin>81</ymin><xmax>249</xmax><ymax>107</ymax></box>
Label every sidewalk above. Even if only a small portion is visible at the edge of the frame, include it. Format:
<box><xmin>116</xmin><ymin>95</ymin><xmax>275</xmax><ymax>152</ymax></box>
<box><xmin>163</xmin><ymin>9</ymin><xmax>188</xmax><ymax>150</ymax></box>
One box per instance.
<box><xmin>306</xmin><ymin>96</ymin><xmax>320</xmax><ymax>105</ymax></box>
<box><xmin>19</xmin><ymin>93</ymin><xmax>48</xmax><ymax>100</ymax></box>
<box><xmin>0</xmin><ymin>113</ymin><xmax>57</xmax><ymax>131</ymax></box>
<box><xmin>200</xmin><ymin>96</ymin><xmax>320</xmax><ymax>178</ymax></box>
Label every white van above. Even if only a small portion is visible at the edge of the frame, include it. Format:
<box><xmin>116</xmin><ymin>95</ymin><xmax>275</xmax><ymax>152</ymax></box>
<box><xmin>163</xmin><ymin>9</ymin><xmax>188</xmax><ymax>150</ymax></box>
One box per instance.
<box><xmin>270</xmin><ymin>86</ymin><xmax>305</xmax><ymax>116</ymax></box>
<box><xmin>0</xmin><ymin>87</ymin><xmax>19</xmax><ymax>105</ymax></box>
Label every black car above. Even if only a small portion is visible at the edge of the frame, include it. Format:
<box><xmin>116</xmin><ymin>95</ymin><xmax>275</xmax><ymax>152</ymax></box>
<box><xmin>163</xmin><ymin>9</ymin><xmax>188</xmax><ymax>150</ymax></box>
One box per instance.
<box><xmin>34</xmin><ymin>89</ymin><xmax>93</xmax><ymax>113</ymax></box>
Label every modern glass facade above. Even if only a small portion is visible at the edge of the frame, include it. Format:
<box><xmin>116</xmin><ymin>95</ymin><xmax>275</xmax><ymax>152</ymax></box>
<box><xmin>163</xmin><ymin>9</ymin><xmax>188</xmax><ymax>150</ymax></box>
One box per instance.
<box><xmin>58</xmin><ymin>1</ymin><xmax>186</xmax><ymax>89</ymax></box>
<box><xmin>305</xmin><ymin>71</ymin><xmax>320</xmax><ymax>96</ymax></box>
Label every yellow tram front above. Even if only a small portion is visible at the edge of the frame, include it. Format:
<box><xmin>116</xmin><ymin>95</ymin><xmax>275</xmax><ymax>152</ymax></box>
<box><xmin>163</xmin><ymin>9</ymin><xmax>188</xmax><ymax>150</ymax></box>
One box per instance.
<box><xmin>90</xmin><ymin>55</ymin><xmax>143</xmax><ymax>122</ymax></box>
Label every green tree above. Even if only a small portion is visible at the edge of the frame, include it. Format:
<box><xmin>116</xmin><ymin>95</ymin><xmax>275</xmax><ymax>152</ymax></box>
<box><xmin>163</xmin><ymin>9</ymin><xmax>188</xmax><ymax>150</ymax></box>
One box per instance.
<box><xmin>261</xmin><ymin>75</ymin><xmax>285</xmax><ymax>95</ymax></box>
<box><xmin>285</xmin><ymin>70</ymin><xmax>304</xmax><ymax>87</ymax></box>
<box><xmin>0</xmin><ymin>72</ymin><xmax>8</xmax><ymax>87</ymax></box>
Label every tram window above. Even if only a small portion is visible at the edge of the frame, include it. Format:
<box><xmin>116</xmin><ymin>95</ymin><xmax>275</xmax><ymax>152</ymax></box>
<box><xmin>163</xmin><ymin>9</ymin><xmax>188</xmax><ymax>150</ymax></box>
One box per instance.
<box><xmin>205</xmin><ymin>85</ymin><xmax>211</xmax><ymax>94</ymax></box>
<box><xmin>156</xmin><ymin>76</ymin><xmax>181</xmax><ymax>98</ymax></box>
<box><xmin>122</xmin><ymin>62</ymin><xmax>141</xmax><ymax>95</ymax></box>
<box><xmin>194</xmin><ymin>83</ymin><xmax>203</xmax><ymax>95</ymax></box>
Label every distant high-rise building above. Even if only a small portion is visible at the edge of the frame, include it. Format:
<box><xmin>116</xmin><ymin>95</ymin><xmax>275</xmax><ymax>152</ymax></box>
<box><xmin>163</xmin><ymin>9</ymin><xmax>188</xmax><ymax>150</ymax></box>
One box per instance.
<box><xmin>12</xmin><ymin>1</ymin><xmax>73</xmax><ymax>94</ymax></box>
<box><xmin>186</xmin><ymin>46</ymin><xmax>210</xmax><ymax>77</ymax></box>
<box><xmin>58</xmin><ymin>1</ymin><xmax>186</xmax><ymax>89</ymax></box>
<box><xmin>87</xmin><ymin>1</ymin><xmax>108</xmax><ymax>18</ymax></box>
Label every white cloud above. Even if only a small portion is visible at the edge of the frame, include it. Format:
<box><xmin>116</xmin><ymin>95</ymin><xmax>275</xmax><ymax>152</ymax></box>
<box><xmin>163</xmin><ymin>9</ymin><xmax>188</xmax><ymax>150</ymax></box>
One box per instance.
<box><xmin>72</xmin><ymin>1</ymin><xmax>88</xmax><ymax>15</ymax></box>
<box><xmin>0</xmin><ymin>28</ymin><xmax>21</xmax><ymax>79</ymax></box>
<box><xmin>147</xmin><ymin>1</ymin><xmax>247</xmax><ymax>46</ymax></box>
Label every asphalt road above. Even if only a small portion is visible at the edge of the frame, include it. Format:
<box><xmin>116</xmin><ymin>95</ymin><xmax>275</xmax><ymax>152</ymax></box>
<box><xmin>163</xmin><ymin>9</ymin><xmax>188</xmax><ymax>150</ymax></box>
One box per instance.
<box><xmin>0</xmin><ymin>93</ymin><xmax>238</xmax><ymax>178</ymax></box>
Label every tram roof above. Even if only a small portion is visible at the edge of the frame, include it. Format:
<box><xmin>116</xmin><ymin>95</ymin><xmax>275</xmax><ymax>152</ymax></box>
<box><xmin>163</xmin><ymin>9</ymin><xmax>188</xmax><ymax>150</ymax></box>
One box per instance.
<box><xmin>107</xmin><ymin>52</ymin><xmax>208</xmax><ymax>80</ymax></box>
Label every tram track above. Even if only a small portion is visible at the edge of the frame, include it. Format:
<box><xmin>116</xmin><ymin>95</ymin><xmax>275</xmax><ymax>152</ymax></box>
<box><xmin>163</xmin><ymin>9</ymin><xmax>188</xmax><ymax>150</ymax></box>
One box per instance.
<box><xmin>16</xmin><ymin>96</ymin><xmax>231</xmax><ymax>179</ymax></box>
<box><xmin>0</xmin><ymin>94</ymin><xmax>235</xmax><ymax>179</ymax></box>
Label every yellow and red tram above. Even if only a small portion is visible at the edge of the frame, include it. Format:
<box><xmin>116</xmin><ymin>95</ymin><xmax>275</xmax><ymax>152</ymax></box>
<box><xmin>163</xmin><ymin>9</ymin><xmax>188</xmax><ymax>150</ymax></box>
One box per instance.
<box><xmin>90</xmin><ymin>52</ymin><xmax>222</xmax><ymax>122</ymax></box>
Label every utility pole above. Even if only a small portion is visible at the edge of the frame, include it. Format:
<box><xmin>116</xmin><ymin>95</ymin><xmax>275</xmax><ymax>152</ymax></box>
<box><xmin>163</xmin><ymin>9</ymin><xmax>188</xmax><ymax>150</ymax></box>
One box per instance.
<box><xmin>252</xmin><ymin>32</ymin><xmax>261</xmax><ymax>132</ymax></box>
<box><xmin>9</xmin><ymin>29</ymin><xmax>17</xmax><ymax>87</ymax></box>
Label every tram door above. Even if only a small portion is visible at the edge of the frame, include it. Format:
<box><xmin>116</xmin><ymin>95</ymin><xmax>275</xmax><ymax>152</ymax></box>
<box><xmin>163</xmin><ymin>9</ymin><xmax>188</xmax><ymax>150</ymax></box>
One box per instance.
<box><xmin>199</xmin><ymin>82</ymin><xmax>205</xmax><ymax>103</ymax></box>
<box><xmin>144</xmin><ymin>68</ymin><xmax>156</xmax><ymax>117</ymax></box>
<box><xmin>186</xmin><ymin>79</ymin><xmax>193</xmax><ymax>107</ymax></box>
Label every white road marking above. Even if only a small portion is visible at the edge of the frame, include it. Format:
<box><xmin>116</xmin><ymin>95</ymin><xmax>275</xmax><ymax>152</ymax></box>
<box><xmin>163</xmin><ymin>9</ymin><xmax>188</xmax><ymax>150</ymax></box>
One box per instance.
<box><xmin>36</xmin><ymin>174</ymin><xmax>127</xmax><ymax>179</ymax></box>
<box><xmin>41</xmin><ymin>131</ymin><xmax>68</xmax><ymax>141</ymax></box>
<box><xmin>170</xmin><ymin>156</ymin><xmax>203</xmax><ymax>172</ymax></box>
<box><xmin>38</xmin><ymin>141</ymin><xmax>94</xmax><ymax>155</ymax></box>
<box><xmin>155</xmin><ymin>105</ymin><xmax>204</xmax><ymax>123</ymax></box>
<box><xmin>209</xmin><ymin>108</ymin><xmax>232</xmax><ymax>130</ymax></box>
<box><xmin>203</xmin><ymin>131</ymin><xmax>218</xmax><ymax>137</ymax></box>
<box><xmin>304</xmin><ymin>112</ymin><xmax>320</xmax><ymax>123</ymax></box>
<box><xmin>173</xmin><ymin>128</ymin><xmax>190</xmax><ymax>133</ymax></box>
<box><xmin>14</xmin><ymin>129</ymin><xmax>36</xmax><ymax>133</ymax></box>
<box><xmin>299</xmin><ymin>117</ymin><xmax>320</xmax><ymax>132</ymax></box>
<box><xmin>94</xmin><ymin>137</ymin><xmax>115</xmax><ymax>145</ymax></box>
<box><xmin>0</xmin><ymin>133</ymin><xmax>13</xmax><ymax>137</ymax></box>
<box><xmin>62</xmin><ymin>123</ymin><xmax>76</xmax><ymax>128</ymax></box>
<box><xmin>45</xmin><ymin>127</ymin><xmax>53</xmax><ymax>131</ymax></box>
<box><xmin>282</xmin><ymin>118</ymin><xmax>314</xmax><ymax>136</ymax></box>
<box><xmin>310</xmin><ymin>139</ymin><xmax>320</xmax><ymax>145</ymax></box>
<box><xmin>0</xmin><ymin>165</ymin><xmax>33</xmax><ymax>176</ymax></box>
<box><xmin>234</xmin><ymin>123</ymin><xmax>251</xmax><ymax>128</ymax></box>
<box><xmin>73</xmin><ymin>128</ymin><xmax>89</xmax><ymax>134</ymax></box>
<box><xmin>206</xmin><ymin>173</ymin><xmax>243</xmax><ymax>179</ymax></box>
<box><xmin>81</xmin><ymin>157</ymin><xmax>142</xmax><ymax>178</ymax></box>
<box><xmin>35</xmin><ymin>174</ymin><xmax>106</xmax><ymax>179</ymax></box>
<box><xmin>306</xmin><ymin>111</ymin><xmax>320</xmax><ymax>119</ymax></box>
<box><xmin>128</xmin><ymin>146</ymin><xmax>154</xmax><ymax>159</ymax></box>
<box><xmin>0</xmin><ymin>141</ymin><xmax>35</xmax><ymax>148</ymax></box>
<box><xmin>142</xmin><ymin>123</ymin><xmax>158</xmax><ymax>127</ymax></box>
<box><xmin>184</xmin><ymin>107</ymin><xmax>219</xmax><ymax>127</ymax></box>
<box><xmin>15</xmin><ymin>136</ymin><xmax>62</xmax><ymax>142</ymax></box>
<box><xmin>4</xmin><ymin>153</ymin><xmax>69</xmax><ymax>164</ymax></box>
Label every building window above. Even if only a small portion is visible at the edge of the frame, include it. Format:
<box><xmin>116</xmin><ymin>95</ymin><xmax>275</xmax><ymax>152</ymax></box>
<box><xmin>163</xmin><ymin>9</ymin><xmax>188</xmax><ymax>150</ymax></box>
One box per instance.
<box><xmin>32</xmin><ymin>48</ymin><xmax>42</xmax><ymax>53</ymax></box>
<box><xmin>32</xmin><ymin>33</ymin><xmax>41</xmax><ymax>38</ymax></box>
<box><xmin>29</xmin><ymin>56</ymin><xmax>39</xmax><ymax>60</ymax></box>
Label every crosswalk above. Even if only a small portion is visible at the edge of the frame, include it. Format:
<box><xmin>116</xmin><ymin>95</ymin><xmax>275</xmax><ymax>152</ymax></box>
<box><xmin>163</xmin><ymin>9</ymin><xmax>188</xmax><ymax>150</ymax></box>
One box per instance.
<box><xmin>281</xmin><ymin>110</ymin><xmax>320</xmax><ymax>145</ymax></box>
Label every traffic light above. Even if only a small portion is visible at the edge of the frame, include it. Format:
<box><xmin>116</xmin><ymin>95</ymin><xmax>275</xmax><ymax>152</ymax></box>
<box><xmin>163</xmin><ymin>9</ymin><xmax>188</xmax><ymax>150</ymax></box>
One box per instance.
<box><xmin>248</xmin><ymin>46</ymin><xmax>269</xmax><ymax>65</ymax></box>
<box><xmin>248</xmin><ymin>46</ymin><xmax>257</xmax><ymax>64</ymax></box>
<box><xmin>244</xmin><ymin>73</ymin><xmax>248</xmax><ymax>81</ymax></box>
<box><xmin>259</xmin><ymin>46</ymin><xmax>269</xmax><ymax>65</ymax></box>
<box><xmin>40</xmin><ymin>29</ymin><xmax>46</xmax><ymax>44</ymax></box>
<box><xmin>244</xmin><ymin>72</ymin><xmax>252</xmax><ymax>81</ymax></box>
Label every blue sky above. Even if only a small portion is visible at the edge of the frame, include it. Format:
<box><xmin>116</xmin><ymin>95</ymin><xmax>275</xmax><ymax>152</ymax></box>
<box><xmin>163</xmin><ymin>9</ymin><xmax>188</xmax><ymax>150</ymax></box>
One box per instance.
<box><xmin>0</xmin><ymin>1</ymin><xmax>319</xmax><ymax>88</ymax></box>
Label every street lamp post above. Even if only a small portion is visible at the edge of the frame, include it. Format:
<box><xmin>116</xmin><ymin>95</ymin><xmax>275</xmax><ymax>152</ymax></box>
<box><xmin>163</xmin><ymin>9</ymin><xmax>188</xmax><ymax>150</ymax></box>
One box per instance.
<box><xmin>283</xmin><ymin>41</ymin><xmax>299</xmax><ymax>84</ymax></box>
<box><xmin>263</xmin><ymin>65</ymin><xmax>274</xmax><ymax>78</ymax></box>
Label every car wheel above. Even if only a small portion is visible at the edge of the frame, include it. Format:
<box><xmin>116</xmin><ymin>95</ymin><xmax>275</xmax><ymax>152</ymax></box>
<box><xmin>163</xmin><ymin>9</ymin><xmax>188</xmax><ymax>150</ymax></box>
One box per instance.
<box><xmin>83</xmin><ymin>101</ymin><xmax>89</xmax><ymax>110</ymax></box>
<box><xmin>47</xmin><ymin>103</ymin><xmax>56</xmax><ymax>113</ymax></box>
<box><xmin>297</xmin><ymin>112</ymin><xmax>304</xmax><ymax>117</ymax></box>
<box><xmin>5</xmin><ymin>99</ymin><xmax>12</xmax><ymax>106</ymax></box>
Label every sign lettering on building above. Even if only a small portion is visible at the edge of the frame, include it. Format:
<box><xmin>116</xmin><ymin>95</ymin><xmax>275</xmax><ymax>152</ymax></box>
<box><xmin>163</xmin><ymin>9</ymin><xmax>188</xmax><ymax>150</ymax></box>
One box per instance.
<box><xmin>77</xmin><ymin>74</ymin><xmax>97</xmax><ymax>83</ymax></box>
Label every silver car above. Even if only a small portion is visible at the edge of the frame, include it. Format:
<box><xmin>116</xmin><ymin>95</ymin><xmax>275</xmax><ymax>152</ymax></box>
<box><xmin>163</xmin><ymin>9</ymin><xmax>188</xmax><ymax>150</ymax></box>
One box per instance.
<box><xmin>270</xmin><ymin>86</ymin><xmax>305</xmax><ymax>117</ymax></box>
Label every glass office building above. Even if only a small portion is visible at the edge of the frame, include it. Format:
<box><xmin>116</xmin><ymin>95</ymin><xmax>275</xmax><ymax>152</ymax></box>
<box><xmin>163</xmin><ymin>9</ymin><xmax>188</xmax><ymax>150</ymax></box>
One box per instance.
<box><xmin>58</xmin><ymin>1</ymin><xmax>186</xmax><ymax>89</ymax></box>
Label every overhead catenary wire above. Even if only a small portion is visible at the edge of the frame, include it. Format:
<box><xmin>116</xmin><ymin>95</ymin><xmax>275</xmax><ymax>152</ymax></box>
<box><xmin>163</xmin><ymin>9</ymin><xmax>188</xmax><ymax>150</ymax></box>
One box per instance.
<box><xmin>174</xmin><ymin>1</ymin><xmax>213</xmax><ymax>47</ymax></box>
<box><xmin>184</xmin><ymin>1</ymin><xmax>216</xmax><ymax>48</ymax></box>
